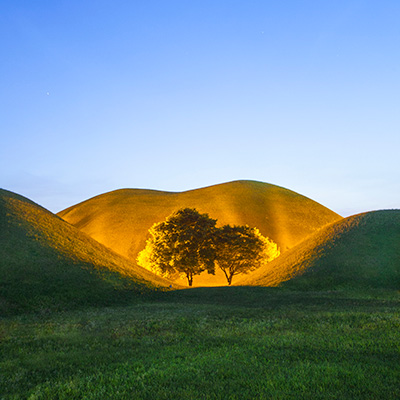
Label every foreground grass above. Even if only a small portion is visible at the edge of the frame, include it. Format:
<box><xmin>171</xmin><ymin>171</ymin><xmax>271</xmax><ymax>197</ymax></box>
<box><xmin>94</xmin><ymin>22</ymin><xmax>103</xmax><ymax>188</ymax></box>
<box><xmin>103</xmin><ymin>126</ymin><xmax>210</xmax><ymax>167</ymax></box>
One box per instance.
<box><xmin>1</xmin><ymin>287</ymin><xmax>400</xmax><ymax>399</ymax></box>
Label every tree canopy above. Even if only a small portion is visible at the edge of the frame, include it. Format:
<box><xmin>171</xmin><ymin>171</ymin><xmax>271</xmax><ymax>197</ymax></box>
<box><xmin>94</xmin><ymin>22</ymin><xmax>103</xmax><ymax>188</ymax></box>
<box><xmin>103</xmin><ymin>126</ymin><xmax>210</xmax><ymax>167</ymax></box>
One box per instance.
<box><xmin>137</xmin><ymin>208</ymin><xmax>280</xmax><ymax>286</ymax></box>
<box><xmin>137</xmin><ymin>208</ymin><xmax>217</xmax><ymax>286</ymax></box>
<box><xmin>214</xmin><ymin>225</ymin><xmax>280</xmax><ymax>285</ymax></box>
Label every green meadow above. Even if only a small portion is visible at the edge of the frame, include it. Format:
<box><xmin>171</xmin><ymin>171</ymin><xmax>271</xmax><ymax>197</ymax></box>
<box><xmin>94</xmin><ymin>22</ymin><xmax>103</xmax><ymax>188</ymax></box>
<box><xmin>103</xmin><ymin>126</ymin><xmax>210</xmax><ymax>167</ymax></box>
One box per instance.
<box><xmin>1</xmin><ymin>186</ymin><xmax>399</xmax><ymax>399</ymax></box>
<box><xmin>2</xmin><ymin>287</ymin><xmax>400</xmax><ymax>399</ymax></box>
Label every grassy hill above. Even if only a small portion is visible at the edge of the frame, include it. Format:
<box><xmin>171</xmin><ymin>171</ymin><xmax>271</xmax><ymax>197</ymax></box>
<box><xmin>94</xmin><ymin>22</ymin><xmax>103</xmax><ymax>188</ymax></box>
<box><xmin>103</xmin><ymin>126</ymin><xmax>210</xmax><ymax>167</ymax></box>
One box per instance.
<box><xmin>58</xmin><ymin>180</ymin><xmax>342</xmax><ymax>286</ymax></box>
<box><xmin>0</xmin><ymin>189</ymin><xmax>175</xmax><ymax>315</ymax></box>
<box><xmin>239</xmin><ymin>210</ymin><xmax>400</xmax><ymax>289</ymax></box>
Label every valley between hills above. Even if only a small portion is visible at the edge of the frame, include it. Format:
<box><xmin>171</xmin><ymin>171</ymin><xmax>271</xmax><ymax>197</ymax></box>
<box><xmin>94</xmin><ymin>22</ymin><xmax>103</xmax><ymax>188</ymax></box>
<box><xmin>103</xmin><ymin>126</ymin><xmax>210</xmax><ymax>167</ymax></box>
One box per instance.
<box><xmin>1</xmin><ymin>179</ymin><xmax>399</xmax><ymax>312</ymax></box>
<box><xmin>1</xmin><ymin>180</ymin><xmax>399</xmax><ymax>399</ymax></box>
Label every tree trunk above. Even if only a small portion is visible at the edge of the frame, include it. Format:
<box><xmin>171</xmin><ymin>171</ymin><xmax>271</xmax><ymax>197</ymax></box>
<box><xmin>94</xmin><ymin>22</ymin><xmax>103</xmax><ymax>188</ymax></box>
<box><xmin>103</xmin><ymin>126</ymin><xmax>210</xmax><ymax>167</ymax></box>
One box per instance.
<box><xmin>227</xmin><ymin>274</ymin><xmax>233</xmax><ymax>285</ymax></box>
<box><xmin>222</xmin><ymin>269</ymin><xmax>230</xmax><ymax>285</ymax></box>
<box><xmin>187</xmin><ymin>272</ymin><xmax>193</xmax><ymax>286</ymax></box>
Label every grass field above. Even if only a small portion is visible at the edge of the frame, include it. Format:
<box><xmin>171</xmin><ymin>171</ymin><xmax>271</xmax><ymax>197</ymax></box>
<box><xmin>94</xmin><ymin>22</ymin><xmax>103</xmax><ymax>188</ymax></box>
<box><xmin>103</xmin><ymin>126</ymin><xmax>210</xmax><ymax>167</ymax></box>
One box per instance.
<box><xmin>2</xmin><ymin>188</ymin><xmax>399</xmax><ymax>398</ymax></box>
<box><xmin>2</xmin><ymin>287</ymin><xmax>399</xmax><ymax>399</ymax></box>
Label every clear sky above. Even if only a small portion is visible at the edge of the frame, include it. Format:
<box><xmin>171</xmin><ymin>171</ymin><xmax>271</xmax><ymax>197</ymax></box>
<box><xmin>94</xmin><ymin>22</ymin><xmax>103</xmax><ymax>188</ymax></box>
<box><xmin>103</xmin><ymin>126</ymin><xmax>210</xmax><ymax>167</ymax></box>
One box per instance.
<box><xmin>1</xmin><ymin>0</ymin><xmax>399</xmax><ymax>216</ymax></box>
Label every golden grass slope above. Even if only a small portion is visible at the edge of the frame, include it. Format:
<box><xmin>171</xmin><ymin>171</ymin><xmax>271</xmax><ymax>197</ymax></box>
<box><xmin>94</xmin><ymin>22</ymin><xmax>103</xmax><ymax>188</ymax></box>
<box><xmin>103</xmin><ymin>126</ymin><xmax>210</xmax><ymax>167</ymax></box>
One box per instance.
<box><xmin>239</xmin><ymin>210</ymin><xmax>400</xmax><ymax>289</ymax></box>
<box><xmin>58</xmin><ymin>180</ymin><xmax>341</xmax><ymax>286</ymax></box>
<box><xmin>0</xmin><ymin>189</ymin><xmax>175</xmax><ymax>314</ymax></box>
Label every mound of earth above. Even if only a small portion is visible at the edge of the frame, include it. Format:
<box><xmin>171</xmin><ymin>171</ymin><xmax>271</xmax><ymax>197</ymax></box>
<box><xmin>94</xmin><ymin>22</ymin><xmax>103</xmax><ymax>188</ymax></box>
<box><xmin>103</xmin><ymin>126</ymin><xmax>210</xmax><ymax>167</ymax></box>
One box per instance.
<box><xmin>58</xmin><ymin>180</ymin><xmax>341</xmax><ymax>286</ymax></box>
<box><xmin>239</xmin><ymin>210</ymin><xmax>400</xmax><ymax>290</ymax></box>
<box><xmin>0</xmin><ymin>189</ymin><xmax>175</xmax><ymax>315</ymax></box>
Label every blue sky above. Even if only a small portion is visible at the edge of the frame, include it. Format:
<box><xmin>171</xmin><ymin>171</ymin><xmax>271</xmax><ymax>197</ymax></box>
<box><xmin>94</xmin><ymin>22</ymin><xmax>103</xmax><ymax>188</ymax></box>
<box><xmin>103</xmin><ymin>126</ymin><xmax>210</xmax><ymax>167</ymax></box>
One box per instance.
<box><xmin>1</xmin><ymin>0</ymin><xmax>399</xmax><ymax>216</ymax></box>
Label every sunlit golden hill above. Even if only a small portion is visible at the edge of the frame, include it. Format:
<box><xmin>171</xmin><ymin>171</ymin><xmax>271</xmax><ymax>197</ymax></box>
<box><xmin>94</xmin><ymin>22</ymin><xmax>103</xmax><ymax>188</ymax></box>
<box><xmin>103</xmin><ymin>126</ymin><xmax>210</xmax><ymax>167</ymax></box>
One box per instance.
<box><xmin>239</xmin><ymin>210</ymin><xmax>400</xmax><ymax>289</ymax></box>
<box><xmin>0</xmin><ymin>189</ymin><xmax>176</xmax><ymax>315</ymax></box>
<box><xmin>58</xmin><ymin>180</ymin><xmax>342</xmax><ymax>286</ymax></box>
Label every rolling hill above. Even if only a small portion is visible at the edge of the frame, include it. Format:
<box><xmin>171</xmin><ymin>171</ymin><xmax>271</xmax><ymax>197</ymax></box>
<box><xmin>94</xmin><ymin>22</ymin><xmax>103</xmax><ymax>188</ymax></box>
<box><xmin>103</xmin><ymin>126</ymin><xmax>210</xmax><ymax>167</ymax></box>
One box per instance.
<box><xmin>238</xmin><ymin>210</ymin><xmax>400</xmax><ymax>289</ymax></box>
<box><xmin>58</xmin><ymin>180</ymin><xmax>342</xmax><ymax>286</ymax></box>
<box><xmin>0</xmin><ymin>189</ymin><xmax>175</xmax><ymax>315</ymax></box>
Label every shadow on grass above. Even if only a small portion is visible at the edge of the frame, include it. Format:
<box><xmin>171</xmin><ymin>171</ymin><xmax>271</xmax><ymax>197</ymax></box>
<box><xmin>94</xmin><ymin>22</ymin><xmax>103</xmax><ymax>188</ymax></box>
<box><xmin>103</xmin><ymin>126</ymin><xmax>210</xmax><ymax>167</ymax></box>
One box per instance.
<box><xmin>156</xmin><ymin>286</ymin><xmax>400</xmax><ymax>311</ymax></box>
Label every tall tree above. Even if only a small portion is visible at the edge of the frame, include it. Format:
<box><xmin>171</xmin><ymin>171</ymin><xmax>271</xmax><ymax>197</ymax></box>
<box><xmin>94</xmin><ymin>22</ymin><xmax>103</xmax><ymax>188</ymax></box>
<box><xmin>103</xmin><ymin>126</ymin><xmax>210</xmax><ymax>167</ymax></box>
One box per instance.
<box><xmin>137</xmin><ymin>208</ymin><xmax>217</xmax><ymax>286</ymax></box>
<box><xmin>214</xmin><ymin>225</ymin><xmax>280</xmax><ymax>285</ymax></box>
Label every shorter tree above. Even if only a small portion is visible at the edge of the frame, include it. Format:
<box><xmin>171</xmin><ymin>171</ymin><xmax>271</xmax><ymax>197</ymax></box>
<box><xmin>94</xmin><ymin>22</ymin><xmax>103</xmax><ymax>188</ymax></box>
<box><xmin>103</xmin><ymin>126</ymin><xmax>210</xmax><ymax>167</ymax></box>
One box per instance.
<box><xmin>137</xmin><ymin>208</ymin><xmax>217</xmax><ymax>286</ymax></box>
<box><xmin>214</xmin><ymin>225</ymin><xmax>280</xmax><ymax>285</ymax></box>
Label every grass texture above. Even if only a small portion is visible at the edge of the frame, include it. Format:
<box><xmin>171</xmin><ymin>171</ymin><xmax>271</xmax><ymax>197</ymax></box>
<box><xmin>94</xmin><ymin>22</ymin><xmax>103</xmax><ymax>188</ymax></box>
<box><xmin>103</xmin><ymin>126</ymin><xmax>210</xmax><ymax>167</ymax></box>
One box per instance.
<box><xmin>239</xmin><ymin>210</ymin><xmax>400</xmax><ymax>290</ymax></box>
<box><xmin>1</xmin><ymin>287</ymin><xmax>399</xmax><ymax>399</ymax></box>
<box><xmin>1</xmin><ymin>189</ymin><xmax>399</xmax><ymax>398</ymax></box>
<box><xmin>0</xmin><ymin>189</ymin><xmax>175</xmax><ymax>316</ymax></box>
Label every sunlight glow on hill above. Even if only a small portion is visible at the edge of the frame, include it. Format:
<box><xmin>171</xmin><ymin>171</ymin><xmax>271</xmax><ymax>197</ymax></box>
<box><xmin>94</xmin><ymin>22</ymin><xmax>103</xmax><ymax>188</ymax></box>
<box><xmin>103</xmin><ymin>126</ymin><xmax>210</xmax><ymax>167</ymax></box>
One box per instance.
<box><xmin>58</xmin><ymin>180</ymin><xmax>341</xmax><ymax>286</ymax></box>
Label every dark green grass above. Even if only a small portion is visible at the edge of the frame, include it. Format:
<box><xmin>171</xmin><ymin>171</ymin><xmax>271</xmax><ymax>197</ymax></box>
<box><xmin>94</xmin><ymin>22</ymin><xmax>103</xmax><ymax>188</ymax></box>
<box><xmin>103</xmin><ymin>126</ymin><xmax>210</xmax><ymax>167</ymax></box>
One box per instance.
<box><xmin>0</xmin><ymin>189</ymin><xmax>172</xmax><ymax>316</ymax></box>
<box><xmin>241</xmin><ymin>210</ymin><xmax>400</xmax><ymax>290</ymax></box>
<box><xmin>286</xmin><ymin>210</ymin><xmax>400</xmax><ymax>290</ymax></box>
<box><xmin>1</xmin><ymin>287</ymin><xmax>399</xmax><ymax>399</ymax></box>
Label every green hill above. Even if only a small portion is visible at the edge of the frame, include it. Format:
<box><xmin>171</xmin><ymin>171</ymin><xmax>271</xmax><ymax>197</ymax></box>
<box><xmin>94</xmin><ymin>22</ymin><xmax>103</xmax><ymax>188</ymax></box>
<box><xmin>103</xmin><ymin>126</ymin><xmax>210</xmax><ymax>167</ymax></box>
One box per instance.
<box><xmin>0</xmin><ymin>189</ymin><xmax>175</xmax><ymax>315</ymax></box>
<box><xmin>58</xmin><ymin>180</ymin><xmax>341</xmax><ymax>286</ymax></box>
<box><xmin>239</xmin><ymin>210</ymin><xmax>400</xmax><ymax>290</ymax></box>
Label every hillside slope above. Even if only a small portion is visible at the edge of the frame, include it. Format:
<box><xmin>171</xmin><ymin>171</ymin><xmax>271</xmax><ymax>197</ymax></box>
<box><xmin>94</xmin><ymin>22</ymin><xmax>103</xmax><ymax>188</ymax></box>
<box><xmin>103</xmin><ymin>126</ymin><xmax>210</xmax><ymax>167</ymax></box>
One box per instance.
<box><xmin>58</xmin><ymin>180</ymin><xmax>341</xmax><ymax>286</ymax></box>
<box><xmin>239</xmin><ymin>210</ymin><xmax>400</xmax><ymax>289</ymax></box>
<box><xmin>0</xmin><ymin>189</ymin><xmax>175</xmax><ymax>315</ymax></box>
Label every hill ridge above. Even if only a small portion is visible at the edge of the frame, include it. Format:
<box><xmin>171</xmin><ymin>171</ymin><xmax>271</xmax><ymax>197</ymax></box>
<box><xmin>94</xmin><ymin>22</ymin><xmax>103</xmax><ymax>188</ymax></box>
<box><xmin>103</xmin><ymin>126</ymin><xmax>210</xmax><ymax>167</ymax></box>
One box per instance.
<box><xmin>59</xmin><ymin>180</ymin><xmax>328</xmax><ymax>212</ymax></box>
